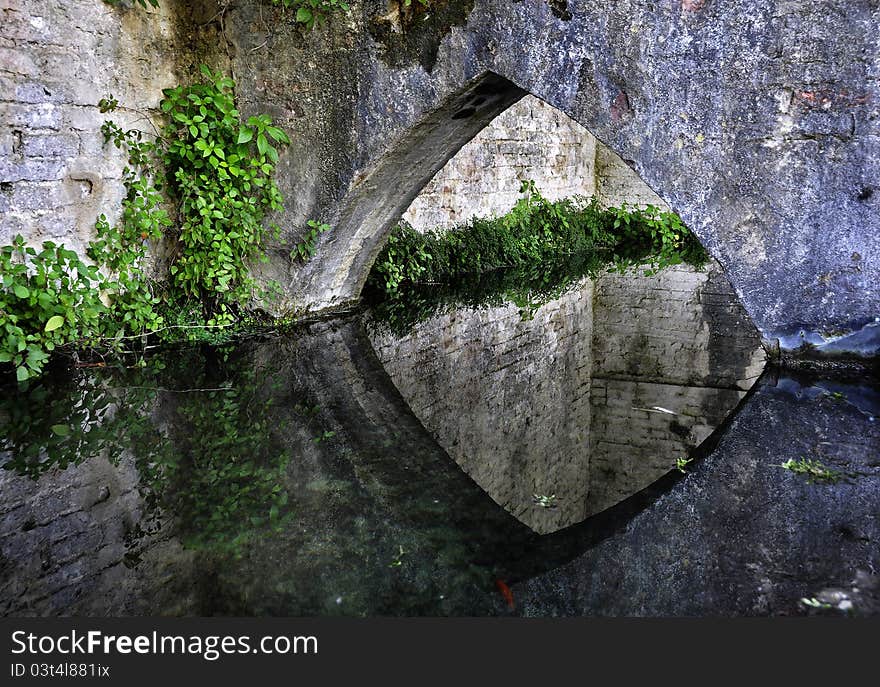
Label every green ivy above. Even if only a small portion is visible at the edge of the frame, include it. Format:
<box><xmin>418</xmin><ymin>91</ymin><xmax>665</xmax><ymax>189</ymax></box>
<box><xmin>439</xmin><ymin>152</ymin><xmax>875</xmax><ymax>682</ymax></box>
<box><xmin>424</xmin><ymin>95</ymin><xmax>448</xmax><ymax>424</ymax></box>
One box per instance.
<box><xmin>1</xmin><ymin>68</ymin><xmax>305</xmax><ymax>382</ymax></box>
<box><xmin>159</xmin><ymin>65</ymin><xmax>289</xmax><ymax>323</ymax></box>
<box><xmin>272</xmin><ymin>0</ymin><xmax>352</xmax><ymax>30</ymax></box>
<box><xmin>292</xmin><ymin>220</ymin><xmax>331</xmax><ymax>262</ymax></box>
<box><xmin>0</xmin><ymin>237</ymin><xmax>108</xmax><ymax>381</ymax></box>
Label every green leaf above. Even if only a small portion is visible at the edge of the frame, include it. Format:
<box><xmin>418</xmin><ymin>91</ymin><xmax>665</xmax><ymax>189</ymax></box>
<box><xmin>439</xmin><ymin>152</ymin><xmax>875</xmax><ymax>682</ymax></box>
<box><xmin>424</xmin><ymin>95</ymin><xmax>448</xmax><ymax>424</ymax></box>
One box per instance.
<box><xmin>237</xmin><ymin>128</ymin><xmax>253</xmax><ymax>144</ymax></box>
<box><xmin>16</xmin><ymin>366</ymin><xmax>28</xmax><ymax>382</ymax></box>
<box><xmin>44</xmin><ymin>315</ymin><xmax>65</xmax><ymax>332</ymax></box>
<box><xmin>257</xmin><ymin>133</ymin><xmax>269</xmax><ymax>156</ymax></box>
<box><xmin>51</xmin><ymin>424</ymin><xmax>71</xmax><ymax>436</ymax></box>
<box><xmin>13</xmin><ymin>284</ymin><xmax>29</xmax><ymax>299</ymax></box>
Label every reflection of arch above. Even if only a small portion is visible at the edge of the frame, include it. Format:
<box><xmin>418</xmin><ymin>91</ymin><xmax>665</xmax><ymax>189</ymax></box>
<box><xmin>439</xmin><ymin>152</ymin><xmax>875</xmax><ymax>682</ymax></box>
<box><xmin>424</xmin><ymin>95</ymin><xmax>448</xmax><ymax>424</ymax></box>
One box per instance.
<box><xmin>296</xmin><ymin>72</ymin><xmax>526</xmax><ymax>308</ymax></box>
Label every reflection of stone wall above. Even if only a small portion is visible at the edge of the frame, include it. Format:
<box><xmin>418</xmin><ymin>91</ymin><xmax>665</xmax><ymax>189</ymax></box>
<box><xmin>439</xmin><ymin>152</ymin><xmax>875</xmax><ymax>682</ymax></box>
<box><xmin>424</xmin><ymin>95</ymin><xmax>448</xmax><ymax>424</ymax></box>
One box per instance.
<box><xmin>369</xmin><ymin>282</ymin><xmax>595</xmax><ymax>534</ymax></box>
<box><xmin>370</xmin><ymin>265</ymin><xmax>766</xmax><ymax>534</ymax></box>
<box><xmin>592</xmin><ymin>264</ymin><xmax>767</xmax><ymax>390</ymax></box>
<box><xmin>0</xmin><ymin>454</ymin><xmax>194</xmax><ymax>616</ymax></box>
<box><xmin>587</xmin><ymin>379</ymin><xmax>747</xmax><ymax>514</ymax></box>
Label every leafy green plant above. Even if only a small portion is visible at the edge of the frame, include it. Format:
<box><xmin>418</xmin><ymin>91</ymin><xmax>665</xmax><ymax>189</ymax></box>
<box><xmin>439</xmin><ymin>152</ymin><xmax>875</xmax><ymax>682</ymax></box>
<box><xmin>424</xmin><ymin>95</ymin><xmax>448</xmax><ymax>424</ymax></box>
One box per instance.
<box><xmin>0</xmin><ymin>236</ymin><xmax>108</xmax><ymax>381</ymax></box>
<box><xmin>271</xmin><ymin>0</ymin><xmax>351</xmax><ymax>29</ymax></box>
<box><xmin>368</xmin><ymin>181</ymin><xmax>708</xmax><ymax>295</ymax></box>
<box><xmin>159</xmin><ymin>66</ymin><xmax>289</xmax><ymax>322</ymax></box>
<box><xmin>779</xmin><ymin>457</ymin><xmax>843</xmax><ymax>484</ymax></box>
<box><xmin>1</xmin><ymin>68</ymin><xmax>301</xmax><ymax>382</ymax></box>
<box><xmin>676</xmin><ymin>456</ymin><xmax>693</xmax><ymax>473</ymax></box>
<box><xmin>292</xmin><ymin>220</ymin><xmax>331</xmax><ymax>262</ymax></box>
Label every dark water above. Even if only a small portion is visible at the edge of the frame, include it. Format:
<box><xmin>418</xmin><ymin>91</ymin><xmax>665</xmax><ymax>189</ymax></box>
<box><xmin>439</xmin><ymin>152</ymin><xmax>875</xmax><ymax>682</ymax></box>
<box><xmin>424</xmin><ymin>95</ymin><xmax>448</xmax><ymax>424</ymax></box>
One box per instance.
<box><xmin>2</xmin><ymin>265</ymin><xmax>878</xmax><ymax>616</ymax></box>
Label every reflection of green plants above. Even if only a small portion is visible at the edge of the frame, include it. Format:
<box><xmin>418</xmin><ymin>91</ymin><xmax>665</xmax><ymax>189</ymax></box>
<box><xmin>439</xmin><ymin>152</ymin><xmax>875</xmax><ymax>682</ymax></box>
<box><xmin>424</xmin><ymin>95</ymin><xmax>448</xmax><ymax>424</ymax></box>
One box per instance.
<box><xmin>1</xmin><ymin>350</ymin><xmax>297</xmax><ymax>556</ymax></box>
<box><xmin>1</xmin><ymin>238</ymin><xmax>109</xmax><ymax>381</ymax></box>
<box><xmin>156</xmin><ymin>381</ymin><xmax>293</xmax><ymax>554</ymax></box>
<box><xmin>780</xmin><ymin>457</ymin><xmax>842</xmax><ymax>484</ymax></box>
<box><xmin>0</xmin><ymin>371</ymin><xmax>121</xmax><ymax>477</ymax></box>
<box><xmin>367</xmin><ymin>252</ymin><xmax>601</xmax><ymax>336</ymax></box>
<box><xmin>676</xmin><ymin>456</ymin><xmax>693</xmax><ymax>473</ymax></box>
<box><xmin>800</xmin><ymin>597</ymin><xmax>833</xmax><ymax>610</ymax></box>
<box><xmin>312</xmin><ymin>430</ymin><xmax>336</xmax><ymax>443</ymax></box>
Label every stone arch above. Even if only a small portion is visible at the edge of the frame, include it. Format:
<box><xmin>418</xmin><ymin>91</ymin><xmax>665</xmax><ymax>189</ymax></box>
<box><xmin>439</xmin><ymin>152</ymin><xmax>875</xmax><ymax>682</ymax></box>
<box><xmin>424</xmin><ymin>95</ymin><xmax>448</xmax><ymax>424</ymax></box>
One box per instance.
<box><xmin>291</xmin><ymin>71</ymin><xmax>528</xmax><ymax>310</ymax></box>
<box><xmin>228</xmin><ymin>0</ymin><xmax>877</xmax><ymax>353</ymax></box>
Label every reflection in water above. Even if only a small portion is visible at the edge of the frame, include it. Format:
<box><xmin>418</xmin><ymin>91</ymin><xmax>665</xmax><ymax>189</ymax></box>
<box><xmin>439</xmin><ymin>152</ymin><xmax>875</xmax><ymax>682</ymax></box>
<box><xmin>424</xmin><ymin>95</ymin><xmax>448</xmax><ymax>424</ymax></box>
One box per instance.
<box><xmin>368</xmin><ymin>263</ymin><xmax>766</xmax><ymax>533</ymax></box>
<box><xmin>518</xmin><ymin>368</ymin><xmax>880</xmax><ymax>617</ymax></box>
<box><xmin>6</xmin><ymin>259</ymin><xmax>875</xmax><ymax>617</ymax></box>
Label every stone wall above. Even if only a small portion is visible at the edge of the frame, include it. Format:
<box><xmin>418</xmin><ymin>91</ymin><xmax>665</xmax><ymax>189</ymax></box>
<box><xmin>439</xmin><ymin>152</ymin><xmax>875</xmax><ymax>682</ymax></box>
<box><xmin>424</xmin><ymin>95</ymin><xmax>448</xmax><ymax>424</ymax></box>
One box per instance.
<box><xmin>2</xmin><ymin>0</ymin><xmax>877</xmax><ymax>353</ymax></box>
<box><xmin>400</xmin><ymin>92</ymin><xmax>668</xmax><ymax>233</ymax></box>
<box><xmin>0</xmin><ymin>0</ymin><xmax>193</xmax><ymax>257</ymax></box>
<box><xmin>402</xmin><ymin>95</ymin><xmax>597</xmax><ymax>231</ymax></box>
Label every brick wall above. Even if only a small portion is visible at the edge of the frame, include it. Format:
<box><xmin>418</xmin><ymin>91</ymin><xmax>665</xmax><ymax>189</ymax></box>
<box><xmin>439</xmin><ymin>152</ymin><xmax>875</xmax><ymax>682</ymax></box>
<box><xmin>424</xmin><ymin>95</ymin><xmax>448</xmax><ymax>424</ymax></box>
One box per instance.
<box><xmin>401</xmin><ymin>95</ymin><xmax>598</xmax><ymax>232</ymax></box>
<box><xmin>0</xmin><ymin>0</ymin><xmax>184</xmax><ymax>255</ymax></box>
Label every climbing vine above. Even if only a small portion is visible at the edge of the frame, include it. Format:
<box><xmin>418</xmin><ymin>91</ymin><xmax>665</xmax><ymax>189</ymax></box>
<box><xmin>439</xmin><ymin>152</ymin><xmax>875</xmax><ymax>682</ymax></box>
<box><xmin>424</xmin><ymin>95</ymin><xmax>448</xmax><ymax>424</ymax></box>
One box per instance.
<box><xmin>1</xmin><ymin>66</ymin><xmax>302</xmax><ymax>381</ymax></box>
<box><xmin>95</xmin><ymin>66</ymin><xmax>292</xmax><ymax>328</ymax></box>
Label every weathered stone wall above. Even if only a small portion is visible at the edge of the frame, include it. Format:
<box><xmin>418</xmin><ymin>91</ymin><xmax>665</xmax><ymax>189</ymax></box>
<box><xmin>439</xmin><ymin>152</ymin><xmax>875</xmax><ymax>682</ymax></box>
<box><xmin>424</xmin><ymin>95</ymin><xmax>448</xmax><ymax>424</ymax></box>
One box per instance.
<box><xmin>595</xmin><ymin>143</ymin><xmax>668</xmax><ymax>210</ymax></box>
<box><xmin>0</xmin><ymin>0</ymin><xmax>196</xmax><ymax>257</ymax></box>
<box><xmin>2</xmin><ymin>1</ymin><xmax>877</xmax><ymax>354</ymax></box>
<box><xmin>402</xmin><ymin>94</ymin><xmax>597</xmax><ymax>231</ymax></box>
<box><xmin>400</xmin><ymin>90</ymin><xmax>668</xmax><ymax>232</ymax></box>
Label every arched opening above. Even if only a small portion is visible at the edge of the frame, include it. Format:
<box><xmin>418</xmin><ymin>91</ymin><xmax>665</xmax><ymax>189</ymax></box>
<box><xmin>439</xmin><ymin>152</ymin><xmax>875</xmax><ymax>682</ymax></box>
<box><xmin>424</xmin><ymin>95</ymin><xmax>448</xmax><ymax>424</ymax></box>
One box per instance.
<box><xmin>295</xmin><ymin>72</ymin><xmax>527</xmax><ymax>306</ymax></box>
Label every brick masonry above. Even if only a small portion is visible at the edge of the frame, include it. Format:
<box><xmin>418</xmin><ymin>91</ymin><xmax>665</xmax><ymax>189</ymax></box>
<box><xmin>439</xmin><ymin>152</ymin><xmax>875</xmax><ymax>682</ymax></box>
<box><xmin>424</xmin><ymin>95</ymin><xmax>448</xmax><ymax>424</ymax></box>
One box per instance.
<box><xmin>401</xmin><ymin>93</ymin><xmax>666</xmax><ymax>233</ymax></box>
<box><xmin>0</xmin><ymin>0</ymin><xmax>184</xmax><ymax>255</ymax></box>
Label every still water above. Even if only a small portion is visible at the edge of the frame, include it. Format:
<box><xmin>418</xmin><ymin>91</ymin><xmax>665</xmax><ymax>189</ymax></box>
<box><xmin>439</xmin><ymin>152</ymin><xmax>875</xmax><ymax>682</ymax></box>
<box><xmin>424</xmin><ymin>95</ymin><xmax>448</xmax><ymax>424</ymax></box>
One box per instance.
<box><xmin>2</xmin><ymin>264</ymin><xmax>877</xmax><ymax>616</ymax></box>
